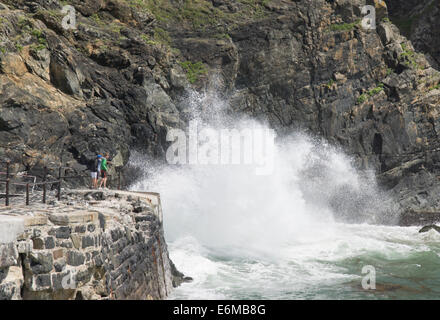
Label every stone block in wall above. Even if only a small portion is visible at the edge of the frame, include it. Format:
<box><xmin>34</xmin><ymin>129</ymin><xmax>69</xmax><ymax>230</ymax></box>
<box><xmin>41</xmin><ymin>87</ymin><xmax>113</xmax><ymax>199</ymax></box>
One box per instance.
<box><xmin>0</xmin><ymin>266</ymin><xmax>24</xmax><ymax>300</ymax></box>
<box><xmin>124</xmin><ymin>227</ymin><xmax>133</xmax><ymax>244</ymax></box>
<box><xmin>132</xmin><ymin>201</ymin><xmax>152</xmax><ymax>213</ymax></box>
<box><xmin>54</xmin><ymin>259</ymin><xmax>66</xmax><ymax>272</ymax></box>
<box><xmin>117</xmin><ymin>238</ymin><xmax>128</xmax><ymax>251</ymax></box>
<box><xmin>23</xmin><ymin>215</ymin><xmax>47</xmax><ymax>227</ymax></box>
<box><xmin>109</xmin><ymin>229</ymin><xmax>120</xmax><ymax>242</ymax></box>
<box><xmin>33</xmin><ymin>229</ymin><xmax>42</xmax><ymax>238</ymax></box>
<box><xmin>95</xmin><ymin>235</ymin><xmax>101</xmax><ymax>247</ymax></box>
<box><xmin>17</xmin><ymin>241</ymin><xmax>33</xmax><ymax>254</ymax></box>
<box><xmin>75</xmin><ymin>266</ymin><xmax>92</xmax><ymax>286</ymax></box>
<box><xmin>120</xmin><ymin>246</ymin><xmax>135</xmax><ymax>263</ymax></box>
<box><xmin>70</xmin><ymin>234</ymin><xmax>81</xmax><ymax>250</ymax></box>
<box><xmin>28</xmin><ymin>252</ymin><xmax>53</xmax><ymax>274</ymax></box>
<box><xmin>49</xmin><ymin>226</ymin><xmax>72</xmax><ymax>239</ymax></box>
<box><xmin>66</xmin><ymin>250</ymin><xmax>85</xmax><ymax>266</ymax></box>
<box><xmin>134</xmin><ymin>214</ymin><xmax>155</xmax><ymax>222</ymax></box>
<box><xmin>138</xmin><ymin>224</ymin><xmax>150</xmax><ymax>232</ymax></box>
<box><xmin>32</xmin><ymin>238</ymin><xmax>44</xmax><ymax>250</ymax></box>
<box><xmin>45</xmin><ymin>237</ymin><xmax>55</xmax><ymax>249</ymax></box>
<box><xmin>82</xmin><ymin>235</ymin><xmax>94</xmax><ymax>249</ymax></box>
<box><xmin>48</xmin><ymin>211</ymin><xmax>98</xmax><ymax>226</ymax></box>
<box><xmin>51</xmin><ymin>270</ymin><xmax>74</xmax><ymax>291</ymax></box>
<box><xmin>53</xmin><ymin>248</ymin><xmax>65</xmax><ymax>260</ymax></box>
<box><xmin>0</xmin><ymin>243</ymin><xmax>19</xmax><ymax>268</ymax></box>
<box><xmin>93</xmin><ymin>254</ymin><xmax>103</xmax><ymax>267</ymax></box>
<box><xmin>32</xmin><ymin>274</ymin><xmax>52</xmax><ymax>291</ymax></box>
<box><xmin>59</xmin><ymin>241</ymin><xmax>73</xmax><ymax>249</ymax></box>
<box><xmin>74</xmin><ymin>225</ymin><xmax>86</xmax><ymax>233</ymax></box>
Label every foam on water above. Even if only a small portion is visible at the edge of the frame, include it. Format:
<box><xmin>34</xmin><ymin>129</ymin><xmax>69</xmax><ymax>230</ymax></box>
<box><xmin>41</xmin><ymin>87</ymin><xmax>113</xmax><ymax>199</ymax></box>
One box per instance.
<box><xmin>164</xmin><ymin>225</ymin><xmax>440</xmax><ymax>299</ymax></box>
<box><xmin>129</xmin><ymin>84</ymin><xmax>440</xmax><ymax>299</ymax></box>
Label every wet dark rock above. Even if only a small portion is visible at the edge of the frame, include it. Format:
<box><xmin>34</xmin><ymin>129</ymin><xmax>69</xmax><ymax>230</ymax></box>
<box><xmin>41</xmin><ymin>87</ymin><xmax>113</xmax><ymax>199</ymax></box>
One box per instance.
<box><xmin>399</xmin><ymin>210</ymin><xmax>440</xmax><ymax>226</ymax></box>
<box><xmin>418</xmin><ymin>225</ymin><xmax>440</xmax><ymax>234</ymax></box>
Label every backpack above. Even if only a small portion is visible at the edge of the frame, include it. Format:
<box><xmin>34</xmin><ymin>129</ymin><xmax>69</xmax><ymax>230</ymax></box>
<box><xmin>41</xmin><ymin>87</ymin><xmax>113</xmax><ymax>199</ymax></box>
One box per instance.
<box><xmin>97</xmin><ymin>158</ymin><xmax>102</xmax><ymax>171</ymax></box>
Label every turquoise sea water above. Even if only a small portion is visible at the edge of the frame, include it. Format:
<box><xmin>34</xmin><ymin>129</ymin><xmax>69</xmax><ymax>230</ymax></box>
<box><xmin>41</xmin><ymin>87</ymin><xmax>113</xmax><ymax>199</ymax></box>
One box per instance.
<box><xmin>168</xmin><ymin>224</ymin><xmax>440</xmax><ymax>300</ymax></box>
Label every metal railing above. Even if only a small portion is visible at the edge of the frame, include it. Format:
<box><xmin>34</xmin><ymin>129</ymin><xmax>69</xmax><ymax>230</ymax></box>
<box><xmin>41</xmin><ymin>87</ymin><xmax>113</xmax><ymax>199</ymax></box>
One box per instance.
<box><xmin>0</xmin><ymin>160</ymin><xmax>124</xmax><ymax>207</ymax></box>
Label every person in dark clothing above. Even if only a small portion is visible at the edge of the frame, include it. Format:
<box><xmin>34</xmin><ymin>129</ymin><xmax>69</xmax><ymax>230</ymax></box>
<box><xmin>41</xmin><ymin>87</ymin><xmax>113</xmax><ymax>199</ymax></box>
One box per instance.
<box><xmin>88</xmin><ymin>155</ymin><xmax>102</xmax><ymax>189</ymax></box>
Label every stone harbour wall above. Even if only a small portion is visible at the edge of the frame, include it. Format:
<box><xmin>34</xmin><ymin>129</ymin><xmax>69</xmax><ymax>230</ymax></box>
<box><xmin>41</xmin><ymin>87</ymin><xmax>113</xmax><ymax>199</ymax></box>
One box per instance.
<box><xmin>0</xmin><ymin>190</ymin><xmax>184</xmax><ymax>300</ymax></box>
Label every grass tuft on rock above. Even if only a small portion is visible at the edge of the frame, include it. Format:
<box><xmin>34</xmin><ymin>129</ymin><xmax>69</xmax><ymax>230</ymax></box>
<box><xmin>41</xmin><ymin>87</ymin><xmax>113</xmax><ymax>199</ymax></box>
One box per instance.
<box><xmin>179</xmin><ymin>61</ymin><xmax>208</xmax><ymax>84</ymax></box>
<box><xmin>329</xmin><ymin>20</ymin><xmax>360</xmax><ymax>32</ymax></box>
<box><xmin>357</xmin><ymin>83</ymin><xmax>384</xmax><ymax>104</ymax></box>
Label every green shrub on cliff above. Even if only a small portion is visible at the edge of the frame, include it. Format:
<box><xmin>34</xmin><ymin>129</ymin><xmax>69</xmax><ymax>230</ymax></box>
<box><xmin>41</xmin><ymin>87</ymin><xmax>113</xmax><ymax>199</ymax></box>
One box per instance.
<box><xmin>30</xmin><ymin>28</ymin><xmax>47</xmax><ymax>51</ymax></box>
<box><xmin>356</xmin><ymin>84</ymin><xmax>384</xmax><ymax>104</ymax></box>
<box><xmin>400</xmin><ymin>43</ymin><xmax>420</xmax><ymax>69</ymax></box>
<box><xmin>357</xmin><ymin>93</ymin><xmax>368</xmax><ymax>104</ymax></box>
<box><xmin>329</xmin><ymin>20</ymin><xmax>360</xmax><ymax>32</ymax></box>
<box><xmin>368</xmin><ymin>83</ymin><xmax>384</xmax><ymax>96</ymax></box>
<box><xmin>179</xmin><ymin>61</ymin><xmax>208</xmax><ymax>84</ymax></box>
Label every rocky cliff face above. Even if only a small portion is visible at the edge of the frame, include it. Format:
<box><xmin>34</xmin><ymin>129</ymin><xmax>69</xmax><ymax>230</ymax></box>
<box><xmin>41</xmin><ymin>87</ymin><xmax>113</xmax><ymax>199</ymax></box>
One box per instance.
<box><xmin>1</xmin><ymin>0</ymin><xmax>440</xmax><ymax>217</ymax></box>
<box><xmin>387</xmin><ymin>0</ymin><xmax>440</xmax><ymax>69</ymax></box>
<box><xmin>0</xmin><ymin>189</ymin><xmax>184</xmax><ymax>300</ymax></box>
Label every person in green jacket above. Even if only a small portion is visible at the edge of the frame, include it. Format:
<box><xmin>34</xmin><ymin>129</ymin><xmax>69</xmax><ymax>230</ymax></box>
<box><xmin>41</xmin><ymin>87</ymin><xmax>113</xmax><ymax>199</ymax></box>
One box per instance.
<box><xmin>99</xmin><ymin>153</ymin><xmax>110</xmax><ymax>189</ymax></box>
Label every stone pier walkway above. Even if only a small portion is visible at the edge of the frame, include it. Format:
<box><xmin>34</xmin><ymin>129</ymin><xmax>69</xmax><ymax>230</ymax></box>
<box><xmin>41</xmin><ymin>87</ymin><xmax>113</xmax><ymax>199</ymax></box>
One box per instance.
<box><xmin>0</xmin><ymin>188</ymin><xmax>179</xmax><ymax>300</ymax></box>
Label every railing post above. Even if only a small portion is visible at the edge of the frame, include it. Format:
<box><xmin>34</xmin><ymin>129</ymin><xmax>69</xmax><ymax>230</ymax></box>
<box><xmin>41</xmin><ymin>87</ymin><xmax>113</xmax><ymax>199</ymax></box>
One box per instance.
<box><xmin>42</xmin><ymin>166</ymin><xmax>47</xmax><ymax>204</ymax></box>
<box><xmin>26</xmin><ymin>183</ymin><xmax>30</xmax><ymax>206</ymax></box>
<box><xmin>57</xmin><ymin>166</ymin><xmax>62</xmax><ymax>201</ymax></box>
<box><xmin>6</xmin><ymin>160</ymin><xmax>10</xmax><ymax>180</ymax></box>
<box><xmin>5</xmin><ymin>160</ymin><xmax>10</xmax><ymax>206</ymax></box>
<box><xmin>5</xmin><ymin>179</ymin><xmax>9</xmax><ymax>207</ymax></box>
<box><xmin>42</xmin><ymin>183</ymin><xmax>46</xmax><ymax>204</ymax></box>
